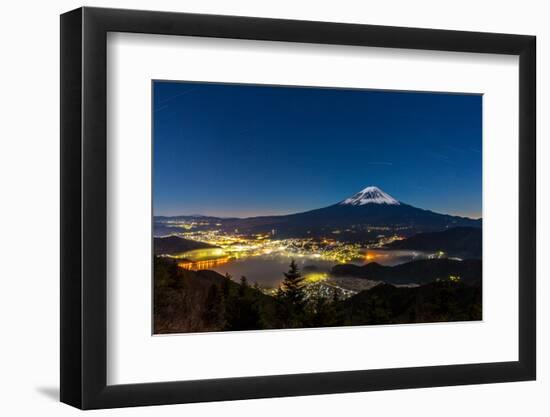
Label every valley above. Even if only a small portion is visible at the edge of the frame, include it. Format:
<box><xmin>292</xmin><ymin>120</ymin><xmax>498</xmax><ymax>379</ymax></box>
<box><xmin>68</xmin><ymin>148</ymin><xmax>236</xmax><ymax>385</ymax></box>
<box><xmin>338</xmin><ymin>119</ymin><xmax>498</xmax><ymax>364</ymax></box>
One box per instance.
<box><xmin>154</xmin><ymin>186</ymin><xmax>482</xmax><ymax>305</ymax></box>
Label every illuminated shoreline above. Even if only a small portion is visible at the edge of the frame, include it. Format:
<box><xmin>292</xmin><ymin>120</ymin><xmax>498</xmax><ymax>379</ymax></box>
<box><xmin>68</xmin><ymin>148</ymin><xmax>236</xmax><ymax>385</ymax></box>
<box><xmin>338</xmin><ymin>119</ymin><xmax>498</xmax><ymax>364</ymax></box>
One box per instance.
<box><xmin>157</xmin><ymin>227</ymin><xmax>406</xmax><ymax>267</ymax></box>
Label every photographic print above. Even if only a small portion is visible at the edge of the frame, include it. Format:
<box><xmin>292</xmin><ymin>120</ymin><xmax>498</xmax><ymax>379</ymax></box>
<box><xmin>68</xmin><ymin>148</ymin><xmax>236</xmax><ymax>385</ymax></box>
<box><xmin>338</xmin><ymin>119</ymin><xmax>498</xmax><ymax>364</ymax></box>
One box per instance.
<box><xmin>153</xmin><ymin>81</ymin><xmax>482</xmax><ymax>335</ymax></box>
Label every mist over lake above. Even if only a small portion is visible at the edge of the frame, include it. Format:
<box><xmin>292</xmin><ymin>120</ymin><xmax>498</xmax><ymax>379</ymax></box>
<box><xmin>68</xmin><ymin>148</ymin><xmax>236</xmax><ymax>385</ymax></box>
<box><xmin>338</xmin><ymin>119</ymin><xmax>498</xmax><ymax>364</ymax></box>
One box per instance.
<box><xmin>205</xmin><ymin>250</ymin><xmax>431</xmax><ymax>288</ymax></box>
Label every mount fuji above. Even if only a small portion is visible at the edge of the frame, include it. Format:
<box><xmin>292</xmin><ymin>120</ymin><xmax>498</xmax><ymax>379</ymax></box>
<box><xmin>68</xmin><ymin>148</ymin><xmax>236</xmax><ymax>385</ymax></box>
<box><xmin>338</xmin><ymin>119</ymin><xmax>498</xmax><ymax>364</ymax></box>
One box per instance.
<box><xmin>218</xmin><ymin>185</ymin><xmax>481</xmax><ymax>239</ymax></box>
<box><xmin>340</xmin><ymin>186</ymin><xmax>400</xmax><ymax>206</ymax></box>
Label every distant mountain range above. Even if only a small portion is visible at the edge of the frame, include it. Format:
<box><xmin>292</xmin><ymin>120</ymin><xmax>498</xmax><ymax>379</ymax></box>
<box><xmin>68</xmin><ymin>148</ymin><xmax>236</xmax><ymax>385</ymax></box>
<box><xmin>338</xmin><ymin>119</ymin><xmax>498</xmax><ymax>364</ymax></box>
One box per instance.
<box><xmin>156</xmin><ymin>186</ymin><xmax>481</xmax><ymax>239</ymax></box>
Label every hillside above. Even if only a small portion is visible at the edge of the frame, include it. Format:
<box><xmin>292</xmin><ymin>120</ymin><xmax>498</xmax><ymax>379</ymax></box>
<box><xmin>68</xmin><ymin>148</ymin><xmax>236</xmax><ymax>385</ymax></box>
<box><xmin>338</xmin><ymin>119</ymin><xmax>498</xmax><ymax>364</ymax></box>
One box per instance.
<box><xmin>154</xmin><ymin>257</ymin><xmax>277</xmax><ymax>334</ymax></box>
<box><xmin>331</xmin><ymin>258</ymin><xmax>482</xmax><ymax>285</ymax></box>
<box><xmin>153</xmin><ymin>235</ymin><xmax>219</xmax><ymax>255</ymax></box>
<box><xmin>341</xmin><ymin>280</ymin><xmax>482</xmax><ymax>325</ymax></box>
<box><xmin>385</xmin><ymin>226</ymin><xmax>482</xmax><ymax>258</ymax></box>
<box><xmin>154</xmin><ymin>256</ymin><xmax>482</xmax><ymax>334</ymax></box>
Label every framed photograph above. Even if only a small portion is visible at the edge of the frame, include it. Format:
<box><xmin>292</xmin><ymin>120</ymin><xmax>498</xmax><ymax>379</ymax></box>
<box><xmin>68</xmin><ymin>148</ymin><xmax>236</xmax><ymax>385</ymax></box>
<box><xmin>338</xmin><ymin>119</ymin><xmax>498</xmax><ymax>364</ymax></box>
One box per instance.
<box><xmin>60</xmin><ymin>7</ymin><xmax>536</xmax><ymax>409</ymax></box>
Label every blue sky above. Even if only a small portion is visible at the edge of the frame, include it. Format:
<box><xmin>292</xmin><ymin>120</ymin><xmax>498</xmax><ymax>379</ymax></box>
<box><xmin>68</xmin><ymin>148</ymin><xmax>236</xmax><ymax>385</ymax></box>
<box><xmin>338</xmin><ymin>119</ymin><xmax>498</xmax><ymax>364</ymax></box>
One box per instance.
<box><xmin>153</xmin><ymin>81</ymin><xmax>482</xmax><ymax>219</ymax></box>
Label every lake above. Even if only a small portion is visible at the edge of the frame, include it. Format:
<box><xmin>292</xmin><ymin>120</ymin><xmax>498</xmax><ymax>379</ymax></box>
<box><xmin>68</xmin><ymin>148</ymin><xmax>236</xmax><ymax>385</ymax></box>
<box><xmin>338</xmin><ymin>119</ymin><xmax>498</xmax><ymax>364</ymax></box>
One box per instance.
<box><xmin>202</xmin><ymin>249</ymin><xmax>430</xmax><ymax>288</ymax></box>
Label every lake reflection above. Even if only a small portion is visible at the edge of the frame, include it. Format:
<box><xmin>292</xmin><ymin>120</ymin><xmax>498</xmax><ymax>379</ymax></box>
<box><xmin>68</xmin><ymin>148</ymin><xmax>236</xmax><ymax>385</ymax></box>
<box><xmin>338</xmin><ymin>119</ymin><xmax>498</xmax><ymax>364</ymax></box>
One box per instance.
<box><xmin>203</xmin><ymin>249</ymin><xmax>429</xmax><ymax>288</ymax></box>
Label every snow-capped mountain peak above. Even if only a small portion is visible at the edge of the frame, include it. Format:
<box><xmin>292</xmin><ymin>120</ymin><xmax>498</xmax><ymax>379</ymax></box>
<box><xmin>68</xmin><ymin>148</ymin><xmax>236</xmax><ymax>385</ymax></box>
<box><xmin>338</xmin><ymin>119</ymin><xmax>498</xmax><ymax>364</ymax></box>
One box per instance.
<box><xmin>340</xmin><ymin>186</ymin><xmax>400</xmax><ymax>206</ymax></box>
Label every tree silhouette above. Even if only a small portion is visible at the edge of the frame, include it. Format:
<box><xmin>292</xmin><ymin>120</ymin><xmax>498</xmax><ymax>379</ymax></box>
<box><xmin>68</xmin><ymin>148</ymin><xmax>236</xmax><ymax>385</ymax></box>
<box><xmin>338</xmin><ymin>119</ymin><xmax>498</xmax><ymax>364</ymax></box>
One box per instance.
<box><xmin>277</xmin><ymin>260</ymin><xmax>306</xmax><ymax>327</ymax></box>
<box><xmin>280</xmin><ymin>260</ymin><xmax>305</xmax><ymax>302</ymax></box>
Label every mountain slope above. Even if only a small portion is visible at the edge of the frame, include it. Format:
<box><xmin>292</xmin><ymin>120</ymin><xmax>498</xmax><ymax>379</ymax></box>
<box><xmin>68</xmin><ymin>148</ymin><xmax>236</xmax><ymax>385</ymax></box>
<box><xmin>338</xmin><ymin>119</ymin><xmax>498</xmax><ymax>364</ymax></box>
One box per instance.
<box><xmin>222</xmin><ymin>186</ymin><xmax>481</xmax><ymax>238</ymax></box>
<box><xmin>155</xmin><ymin>186</ymin><xmax>481</xmax><ymax>239</ymax></box>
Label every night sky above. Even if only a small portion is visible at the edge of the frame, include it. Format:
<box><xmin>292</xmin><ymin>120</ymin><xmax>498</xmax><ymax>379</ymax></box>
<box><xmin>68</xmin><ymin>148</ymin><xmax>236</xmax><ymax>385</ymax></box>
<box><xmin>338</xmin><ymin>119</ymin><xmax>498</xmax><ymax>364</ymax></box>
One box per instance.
<box><xmin>153</xmin><ymin>81</ymin><xmax>482</xmax><ymax>219</ymax></box>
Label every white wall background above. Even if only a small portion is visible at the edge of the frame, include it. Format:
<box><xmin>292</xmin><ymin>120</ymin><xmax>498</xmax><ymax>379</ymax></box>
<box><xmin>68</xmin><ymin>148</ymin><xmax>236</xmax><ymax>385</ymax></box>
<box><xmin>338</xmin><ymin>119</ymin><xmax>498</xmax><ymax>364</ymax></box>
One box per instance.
<box><xmin>0</xmin><ymin>0</ymin><xmax>546</xmax><ymax>415</ymax></box>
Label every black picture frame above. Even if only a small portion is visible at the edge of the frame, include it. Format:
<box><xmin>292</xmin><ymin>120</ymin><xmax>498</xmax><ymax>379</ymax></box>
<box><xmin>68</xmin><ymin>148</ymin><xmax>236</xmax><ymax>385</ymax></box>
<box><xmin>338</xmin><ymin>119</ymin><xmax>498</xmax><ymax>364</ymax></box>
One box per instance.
<box><xmin>60</xmin><ymin>6</ymin><xmax>536</xmax><ymax>410</ymax></box>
